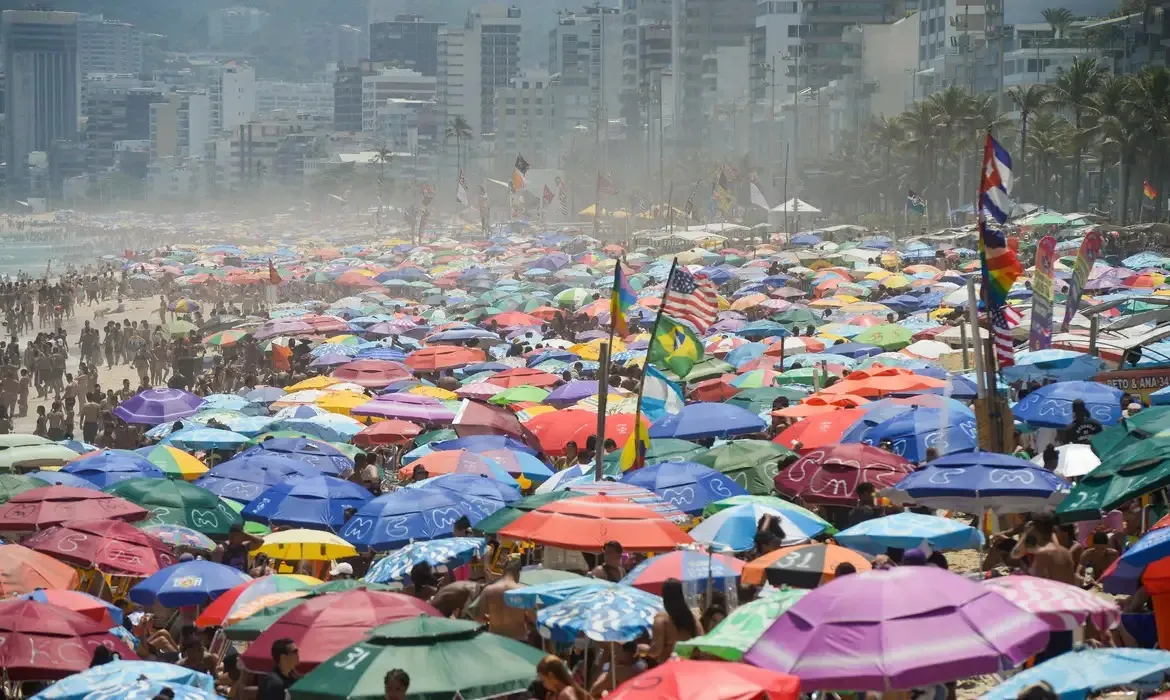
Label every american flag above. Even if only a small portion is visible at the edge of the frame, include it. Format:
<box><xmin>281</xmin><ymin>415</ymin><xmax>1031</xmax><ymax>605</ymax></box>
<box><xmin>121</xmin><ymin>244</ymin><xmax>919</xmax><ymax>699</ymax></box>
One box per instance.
<box><xmin>662</xmin><ymin>265</ymin><xmax>719</xmax><ymax>333</ymax></box>
<box><xmin>990</xmin><ymin>305</ymin><xmax>1018</xmax><ymax>367</ymax></box>
<box><xmin>598</xmin><ymin>172</ymin><xmax>619</xmax><ymax>196</ymax></box>
<box><xmin>556</xmin><ymin>177</ymin><xmax>569</xmax><ymax>215</ymax></box>
<box><xmin>634</xmin><ymin>193</ymin><xmax>648</xmax><ymax>214</ymax></box>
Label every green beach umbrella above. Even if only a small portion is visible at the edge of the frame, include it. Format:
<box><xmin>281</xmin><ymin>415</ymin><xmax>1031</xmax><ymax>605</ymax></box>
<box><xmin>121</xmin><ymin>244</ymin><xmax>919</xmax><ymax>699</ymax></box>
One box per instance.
<box><xmin>604</xmin><ymin>438</ymin><xmax>705</xmax><ymax>469</ymax></box>
<box><xmin>695</xmin><ymin>440</ymin><xmax>795</xmax><ymax>495</ymax></box>
<box><xmin>1057</xmin><ymin>436</ymin><xmax>1170</xmax><ymax>521</ymax></box>
<box><xmin>223</xmin><ymin>499</ymin><xmax>272</xmax><ymax>535</ymax></box>
<box><xmin>554</xmin><ymin>287</ymin><xmax>594</xmax><ymax>308</ymax></box>
<box><xmin>0</xmin><ymin>473</ymin><xmax>49</xmax><ymax>504</ymax></box>
<box><xmin>166</xmin><ymin>320</ymin><xmax>198</xmax><ymax>336</ymax></box>
<box><xmin>415</xmin><ymin>429</ymin><xmax>456</xmax><ymax>446</ymax></box>
<box><xmin>488</xmin><ymin>386</ymin><xmax>549</xmax><ymax>406</ymax></box>
<box><xmin>1090</xmin><ymin>406</ymin><xmax>1170</xmax><ymax>458</ymax></box>
<box><xmin>726</xmin><ymin>387</ymin><xmax>809</xmax><ymax>415</ymax></box>
<box><xmin>853</xmin><ymin>324</ymin><xmax>913</xmax><ymax>351</ymax></box>
<box><xmin>776</xmin><ymin>367</ymin><xmax>820</xmax><ymax>386</ymax></box>
<box><xmin>104</xmin><ymin>478</ymin><xmax>243</xmax><ymax>537</ymax></box>
<box><xmin>289</xmin><ymin>618</ymin><xmax>545</xmax><ymax>700</ymax></box>
<box><xmin>682</xmin><ymin>358</ymin><xmax>736</xmax><ymax>382</ymax></box>
<box><xmin>475</xmin><ymin>490</ymin><xmax>585</xmax><ymax>534</ymax></box>
<box><xmin>675</xmin><ymin>589</ymin><xmax>808</xmax><ymax>661</ymax></box>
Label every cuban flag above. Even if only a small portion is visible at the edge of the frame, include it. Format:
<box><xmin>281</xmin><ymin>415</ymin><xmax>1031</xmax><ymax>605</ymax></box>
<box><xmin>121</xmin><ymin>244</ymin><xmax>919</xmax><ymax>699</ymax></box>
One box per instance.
<box><xmin>980</xmin><ymin>134</ymin><xmax>1013</xmax><ymax>224</ymax></box>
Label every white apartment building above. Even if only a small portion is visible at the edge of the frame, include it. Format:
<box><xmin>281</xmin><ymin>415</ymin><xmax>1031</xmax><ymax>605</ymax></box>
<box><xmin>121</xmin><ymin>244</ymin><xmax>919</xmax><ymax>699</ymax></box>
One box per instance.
<box><xmin>361</xmin><ymin>68</ymin><xmax>436</xmax><ymax>133</ymax></box>
<box><xmin>149</xmin><ymin>90</ymin><xmax>211</xmax><ymax>161</ymax></box>
<box><xmin>256</xmin><ymin>81</ymin><xmax>335</xmax><ymax>118</ymax></box>
<box><xmin>438</xmin><ymin>25</ymin><xmax>483</xmax><ymax>140</ymax></box>
<box><xmin>200</xmin><ymin>62</ymin><xmax>257</xmax><ymax>135</ymax></box>
<box><xmin>756</xmin><ymin>0</ymin><xmax>802</xmax><ymax>97</ymax></box>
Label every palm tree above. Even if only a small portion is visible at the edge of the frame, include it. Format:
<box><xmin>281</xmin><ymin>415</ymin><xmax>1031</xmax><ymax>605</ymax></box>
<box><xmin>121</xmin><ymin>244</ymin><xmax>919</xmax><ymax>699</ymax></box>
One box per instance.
<box><xmin>1041</xmin><ymin>7</ymin><xmax>1075</xmax><ymax>38</ymax></box>
<box><xmin>1028</xmin><ymin>112</ymin><xmax>1073</xmax><ymax>209</ymax></box>
<box><xmin>1052</xmin><ymin>56</ymin><xmax>1105</xmax><ymax>210</ymax></box>
<box><xmin>1100</xmin><ymin>109</ymin><xmax>1143</xmax><ymax>223</ymax></box>
<box><xmin>1126</xmin><ymin>66</ymin><xmax>1170</xmax><ymax>217</ymax></box>
<box><xmin>370</xmin><ymin>146</ymin><xmax>393</xmax><ymax>228</ymax></box>
<box><xmin>1007</xmin><ymin>84</ymin><xmax>1048</xmax><ymax>198</ymax></box>
<box><xmin>897</xmin><ymin>100</ymin><xmax>942</xmax><ymax>212</ymax></box>
<box><xmin>868</xmin><ymin>116</ymin><xmax>902</xmax><ymax>214</ymax></box>
<box><xmin>445</xmin><ymin>117</ymin><xmax>472</xmax><ymax>171</ymax></box>
<box><xmin>1085</xmin><ymin>74</ymin><xmax>1133</xmax><ymax>211</ymax></box>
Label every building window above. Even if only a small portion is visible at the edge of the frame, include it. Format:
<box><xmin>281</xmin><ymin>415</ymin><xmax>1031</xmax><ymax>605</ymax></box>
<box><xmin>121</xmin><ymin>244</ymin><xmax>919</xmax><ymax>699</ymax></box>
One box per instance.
<box><xmin>505</xmin><ymin>108</ymin><xmax>516</xmax><ymax>115</ymax></box>
<box><xmin>919</xmin><ymin>45</ymin><xmax>926</xmax><ymax>60</ymax></box>
<box><xmin>788</xmin><ymin>25</ymin><xmax>799</xmax><ymax>37</ymax></box>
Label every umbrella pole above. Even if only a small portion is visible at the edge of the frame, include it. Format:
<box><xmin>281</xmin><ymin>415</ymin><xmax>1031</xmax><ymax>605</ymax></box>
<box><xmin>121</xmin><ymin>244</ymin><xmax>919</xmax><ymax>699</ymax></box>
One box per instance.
<box><xmin>594</xmin><ymin>341</ymin><xmax>610</xmax><ymax>481</ymax></box>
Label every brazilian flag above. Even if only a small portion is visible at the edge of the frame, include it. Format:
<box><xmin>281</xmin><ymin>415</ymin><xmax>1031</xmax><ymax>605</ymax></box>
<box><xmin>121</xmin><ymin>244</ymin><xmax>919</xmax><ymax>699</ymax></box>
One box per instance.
<box><xmin>648</xmin><ymin>314</ymin><xmax>704</xmax><ymax>378</ymax></box>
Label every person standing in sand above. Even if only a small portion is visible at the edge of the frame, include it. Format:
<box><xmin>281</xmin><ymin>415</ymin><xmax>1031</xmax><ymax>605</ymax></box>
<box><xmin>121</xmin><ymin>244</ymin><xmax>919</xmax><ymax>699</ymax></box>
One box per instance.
<box><xmin>471</xmin><ymin>558</ymin><xmax>530</xmax><ymax>642</ymax></box>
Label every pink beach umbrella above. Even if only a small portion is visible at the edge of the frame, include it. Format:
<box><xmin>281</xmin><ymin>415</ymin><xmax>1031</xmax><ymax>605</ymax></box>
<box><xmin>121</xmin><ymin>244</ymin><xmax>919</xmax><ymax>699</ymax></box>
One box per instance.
<box><xmin>982</xmin><ymin>575</ymin><xmax>1121</xmax><ymax>632</ymax></box>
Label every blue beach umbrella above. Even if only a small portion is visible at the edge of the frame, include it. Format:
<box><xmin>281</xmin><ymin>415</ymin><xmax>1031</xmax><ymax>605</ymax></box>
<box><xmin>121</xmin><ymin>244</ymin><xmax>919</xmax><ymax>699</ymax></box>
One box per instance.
<box><xmin>537</xmin><ymin>586</ymin><xmax>664</xmax><ymax>643</ymax></box>
<box><xmin>1014</xmin><ymin>380</ymin><xmax>1123</xmax><ymax>428</ymax></box>
<box><xmin>620</xmin><ymin>461</ymin><xmax>747</xmax><ymax>514</ymax></box>
<box><xmin>981</xmin><ymin>648</ymin><xmax>1170</xmax><ymax>700</ymax></box>
<box><xmin>61</xmin><ymin>450</ymin><xmax>165</xmax><ymax>489</ymax></box>
<box><xmin>163</xmin><ymin>427</ymin><xmax>250</xmax><ymax>451</ymax></box>
<box><xmin>1002</xmin><ymin>349</ymin><xmax>1107</xmax><ymax>384</ymax></box>
<box><xmin>649</xmin><ymin>402</ymin><xmax>767</xmax><ymax>440</ymax></box>
<box><xmin>363</xmin><ymin>537</ymin><xmax>486</xmax><ymax>583</ymax></box>
<box><xmin>854</xmin><ymin>407</ymin><xmax>978</xmax><ymax>462</ymax></box>
<box><xmin>274</xmin><ymin>414</ymin><xmax>365</xmax><ymax>442</ymax></box>
<box><xmin>30</xmin><ymin>661</ymin><xmax>216</xmax><ymax>700</ymax></box>
<box><xmin>886</xmin><ymin>451</ymin><xmax>1071</xmax><ymax>513</ymax></box>
<box><xmin>834</xmin><ymin>511</ymin><xmax>984</xmax><ymax>555</ymax></box>
<box><xmin>340</xmin><ymin>486</ymin><xmax>504</xmax><ymax>551</ymax></box>
<box><xmin>242</xmin><ymin>475</ymin><xmax>373</xmax><ymax>530</ymax></box>
<box><xmin>688</xmin><ymin>503</ymin><xmax>825</xmax><ymax>552</ymax></box>
<box><xmin>194</xmin><ymin>454</ymin><xmax>322</xmax><ymax>504</ymax></box>
<box><xmin>129</xmin><ymin>560</ymin><xmax>249</xmax><ymax>607</ymax></box>
<box><xmin>189</xmin><ymin>413</ymin><xmax>275</xmax><ymax>436</ymax></box>
<box><xmin>478</xmin><ymin>449</ymin><xmax>555</xmax><ymax>481</ymax></box>
<box><xmin>26</xmin><ymin>470</ymin><xmax>99</xmax><ymax>489</ymax></box>
<box><xmin>503</xmin><ymin>580</ymin><xmax>614</xmax><ymax>609</ymax></box>
<box><xmin>198</xmin><ymin>394</ymin><xmax>252</xmax><ymax>412</ymax></box>
<box><xmin>237</xmin><ymin>437</ymin><xmax>355</xmax><ymax>476</ymax></box>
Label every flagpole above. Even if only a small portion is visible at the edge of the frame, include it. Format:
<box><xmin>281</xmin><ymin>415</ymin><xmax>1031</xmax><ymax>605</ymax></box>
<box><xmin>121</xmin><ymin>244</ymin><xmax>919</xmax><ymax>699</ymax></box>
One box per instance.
<box><xmin>594</xmin><ymin>170</ymin><xmax>602</xmax><ymax>239</ymax></box>
<box><xmin>625</xmin><ymin>257</ymin><xmax>679</xmax><ymax>471</ymax></box>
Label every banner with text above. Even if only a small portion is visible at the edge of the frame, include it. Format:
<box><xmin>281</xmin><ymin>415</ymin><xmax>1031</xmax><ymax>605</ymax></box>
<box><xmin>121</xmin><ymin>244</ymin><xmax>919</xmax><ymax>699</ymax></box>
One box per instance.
<box><xmin>1029</xmin><ymin>235</ymin><xmax>1057</xmax><ymax>351</ymax></box>
<box><xmin>1061</xmin><ymin>231</ymin><xmax>1103</xmax><ymax>333</ymax></box>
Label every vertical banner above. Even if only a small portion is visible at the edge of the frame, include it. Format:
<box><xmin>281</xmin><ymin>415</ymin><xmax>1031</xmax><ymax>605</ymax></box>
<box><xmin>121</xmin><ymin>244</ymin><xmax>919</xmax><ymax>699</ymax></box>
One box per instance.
<box><xmin>1061</xmin><ymin>231</ymin><xmax>1104</xmax><ymax>333</ymax></box>
<box><xmin>1029</xmin><ymin>235</ymin><xmax>1058</xmax><ymax>351</ymax></box>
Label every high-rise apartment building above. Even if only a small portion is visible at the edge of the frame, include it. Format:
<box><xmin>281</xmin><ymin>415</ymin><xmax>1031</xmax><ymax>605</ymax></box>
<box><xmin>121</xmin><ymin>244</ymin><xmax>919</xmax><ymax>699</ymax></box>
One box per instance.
<box><xmin>548</xmin><ymin>7</ymin><xmax>622</xmax><ymax>120</ymax></box>
<box><xmin>437</xmin><ymin>25</ymin><xmax>482</xmax><ymax>140</ymax></box>
<box><xmin>78</xmin><ymin>15</ymin><xmax>143</xmax><ymax>75</ymax></box>
<box><xmin>207</xmin><ymin>6</ymin><xmax>270</xmax><ymax>50</ymax></box>
<box><xmin>84</xmin><ymin>80</ymin><xmax>164</xmax><ymax>171</ymax></box>
<box><xmin>149</xmin><ymin>90</ymin><xmax>211</xmax><ymax>161</ymax></box>
<box><xmin>361</xmin><ymin>67</ymin><xmax>437</xmax><ymax>132</ymax></box>
<box><xmin>672</xmin><ymin>0</ymin><xmax>756</xmax><ymax>128</ymax></box>
<box><xmin>473</xmin><ymin>5</ymin><xmax>523</xmax><ymax>135</ymax></box>
<box><xmin>3</xmin><ymin>10</ymin><xmax>82</xmax><ymax>201</ymax></box>
<box><xmin>334</xmin><ymin>61</ymin><xmax>382</xmax><ymax>132</ymax></box>
<box><xmin>370</xmin><ymin>15</ymin><xmax>443</xmax><ymax>76</ymax></box>
<box><xmin>199</xmin><ymin>62</ymin><xmax>257</xmax><ymax>135</ymax></box>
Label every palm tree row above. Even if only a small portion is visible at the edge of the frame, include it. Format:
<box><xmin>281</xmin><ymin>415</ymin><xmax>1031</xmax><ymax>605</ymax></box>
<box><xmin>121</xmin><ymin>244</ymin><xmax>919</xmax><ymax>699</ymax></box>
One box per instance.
<box><xmin>812</xmin><ymin>60</ymin><xmax>1170</xmax><ymax>226</ymax></box>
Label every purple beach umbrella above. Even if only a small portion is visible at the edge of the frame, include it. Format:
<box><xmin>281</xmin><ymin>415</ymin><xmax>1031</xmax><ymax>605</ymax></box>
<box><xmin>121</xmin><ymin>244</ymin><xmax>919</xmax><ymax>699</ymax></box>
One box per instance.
<box><xmin>544</xmin><ymin>380</ymin><xmax>601</xmax><ymax>406</ymax></box>
<box><xmin>254</xmin><ymin>319</ymin><xmax>313</xmax><ymax>340</ymax></box>
<box><xmin>744</xmin><ymin>566</ymin><xmax>1050</xmax><ymax>692</ymax></box>
<box><xmin>310</xmin><ymin>353</ymin><xmax>354</xmax><ymax>368</ymax></box>
<box><xmin>113</xmin><ymin>389</ymin><xmax>206</xmax><ymax>425</ymax></box>
<box><xmin>351</xmin><ymin>393</ymin><xmax>457</xmax><ymax>423</ymax></box>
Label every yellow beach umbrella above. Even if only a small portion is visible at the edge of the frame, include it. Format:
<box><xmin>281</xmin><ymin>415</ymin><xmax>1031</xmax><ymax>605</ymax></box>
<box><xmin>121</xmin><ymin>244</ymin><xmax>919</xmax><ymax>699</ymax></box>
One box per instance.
<box><xmin>284</xmin><ymin>376</ymin><xmax>343</xmax><ymax>392</ymax></box>
<box><xmin>408</xmin><ymin>386</ymin><xmax>458</xmax><ymax>400</ymax></box>
<box><xmin>570</xmin><ymin>337</ymin><xmax>627</xmax><ymax>361</ymax></box>
<box><xmin>257</xmin><ymin>529</ymin><xmax>357</xmax><ymax>561</ymax></box>
<box><xmin>315</xmin><ymin>390</ymin><xmax>372</xmax><ymax>417</ymax></box>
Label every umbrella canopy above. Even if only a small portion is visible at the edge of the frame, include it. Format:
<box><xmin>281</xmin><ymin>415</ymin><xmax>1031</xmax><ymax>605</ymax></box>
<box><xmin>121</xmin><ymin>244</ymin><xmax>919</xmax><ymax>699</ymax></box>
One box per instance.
<box><xmin>676</xmin><ymin>589</ymin><xmax>809</xmax><ymax>662</ymax></box>
<box><xmin>138</xmin><ymin>524</ymin><xmax>215</xmax><ymax>552</ymax></box>
<box><xmin>0</xmin><ymin>543</ymin><xmax>81</xmax><ymax>594</ymax></box>
<box><xmin>0</xmin><ymin>599</ymin><xmax>137</xmax><ymax>680</ymax></box>
<box><xmin>18</xmin><ymin>589</ymin><xmax>123</xmax><ymax>627</ymax></box>
<box><xmin>1014</xmin><ymin>380</ymin><xmax>1123</xmax><ymax>429</ymax></box>
<box><xmin>287</xmin><ymin>617</ymin><xmax>545</xmax><ymax>700</ymax></box>
<box><xmin>113</xmin><ymin>389</ymin><xmax>206</xmax><ymax>425</ymax></box>
<box><xmin>104</xmin><ymin>478</ymin><xmax>243</xmax><ymax>536</ymax></box>
<box><xmin>62</xmin><ymin>450</ymin><xmax>166</xmax><ymax>488</ymax></box>
<box><xmin>237</xmin><ymin>438</ymin><xmax>355</xmax><ymax>477</ymax></box>
<box><xmin>241</xmin><ymin>590</ymin><xmax>440</xmax><ymax>673</ymax></box>
<box><xmin>649</xmin><ymin>402</ymin><xmax>767</xmax><ymax>440</ymax></box>
<box><xmin>136</xmin><ymin>445</ymin><xmax>209</xmax><ymax>481</ymax></box>
<box><xmin>693</xmin><ymin>441</ymin><xmax>796</xmax><ymax>495</ymax></box>
<box><xmin>980</xmin><ymin>648</ymin><xmax>1170</xmax><ymax>700</ymax></box>
<box><xmin>30</xmin><ymin>660</ymin><xmax>216</xmax><ymax>700</ymax></box>
<box><xmin>982</xmin><ymin>575</ymin><xmax>1121</xmax><ymax>632</ymax></box>
<box><xmin>1056</xmin><ymin>436</ymin><xmax>1170</xmax><ymax>522</ymax></box>
<box><xmin>886</xmin><ymin>451</ymin><xmax>1070</xmax><ymax>513</ymax></box>
<box><xmin>129</xmin><ymin>560</ymin><xmax>250</xmax><ymax>607</ymax></box>
<box><xmin>242</xmin><ymin>475</ymin><xmax>373</xmax><ymax>530</ymax></box>
<box><xmin>775</xmin><ymin>444</ymin><xmax>914</xmax><ymax>506</ymax></box>
<box><xmin>331</xmin><ymin>360</ymin><xmax>413</xmax><ymax>388</ymax></box>
<box><xmin>538</xmin><ymin>585</ymin><xmax>664</xmax><ymax>642</ymax></box>
<box><xmin>363</xmin><ymin>537</ymin><xmax>487</xmax><ymax>584</ymax></box>
<box><xmin>743</xmin><ymin>567</ymin><xmax>1050</xmax><ymax>691</ymax></box>
<box><xmin>834</xmin><ymin>511</ymin><xmax>984</xmax><ymax>555</ymax></box>
<box><xmin>0</xmin><ymin>486</ymin><xmax>148</xmax><ymax>533</ymax></box>
<box><xmin>620</xmin><ymin>549</ymin><xmax>744</xmax><ymax>595</ymax></box>
<box><xmin>1032</xmin><ymin>443</ymin><xmax>1100</xmax><ymax>479</ymax></box>
<box><xmin>742</xmin><ymin>543</ymin><xmax>872</xmax><ymax>588</ymax></box>
<box><xmin>689</xmin><ymin>503</ymin><xmax>826</xmax><ymax>552</ymax></box>
<box><xmin>194</xmin><ymin>574</ymin><xmax>319</xmax><ymax>628</ymax></box>
<box><xmin>498</xmin><ymin>495</ymin><xmax>693</xmax><ymax>552</ymax></box>
<box><xmin>340</xmin><ymin>486</ymin><xmax>504</xmax><ymax>551</ymax></box>
<box><xmin>23</xmin><ymin>519</ymin><xmax>176</xmax><ymax>577</ymax></box>
<box><xmin>605</xmin><ymin>660</ymin><xmax>801</xmax><ymax>700</ymax></box>
<box><xmin>620</xmin><ymin>461</ymin><xmax>748</xmax><ymax>514</ymax></box>
<box><xmin>850</xmin><ymin>407</ymin><xmax>978</xmax><ymax>463</ymax></box>
<box><xmin>194</xmin><ymin>454</ymin><xmax>323</xmax><ymax>504</ymax></box>
<box><xmin>257</xmin><ymin>529</ymin><xmax>357</xmax><ymax>561</ymax></box>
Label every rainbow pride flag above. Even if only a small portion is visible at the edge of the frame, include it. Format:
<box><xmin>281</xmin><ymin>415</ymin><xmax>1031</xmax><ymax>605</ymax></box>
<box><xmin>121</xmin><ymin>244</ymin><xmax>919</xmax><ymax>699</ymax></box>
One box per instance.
<box><xmin>610</xmin><ymin>263</ymin><xmax>636</xmax><ymax>337</ymax></box>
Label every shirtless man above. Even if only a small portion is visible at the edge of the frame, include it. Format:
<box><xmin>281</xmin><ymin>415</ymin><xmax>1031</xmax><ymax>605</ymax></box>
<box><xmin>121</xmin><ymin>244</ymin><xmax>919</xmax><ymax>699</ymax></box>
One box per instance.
<box><xmin>471</xmin><ymin>558</ymin><xmax>530</xmax><ymax>641</ymax></box>
<box><xmin>590</xmin><ymin>540</ymin><xmax>626</xmax><ymax>582</ymax></box>
<box><xmin>1012</xmin><ymin>512</ymin><xmax>1077</xmax><ymax>585</ymax></box>
<box><xmin>1078</xmin><ymin>531</ymin><xmax>1120</xmax><ymax>583</ymax></box>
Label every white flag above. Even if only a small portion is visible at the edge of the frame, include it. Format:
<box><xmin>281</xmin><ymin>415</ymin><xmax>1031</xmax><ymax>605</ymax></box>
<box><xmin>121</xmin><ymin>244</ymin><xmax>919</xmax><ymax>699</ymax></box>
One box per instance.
<box><xmin>750</xmin><ymin>182</ymin><xmax>770</xmax><ymax>211</ymax></box>
<box><xmin>456</xmin><ymin>169</ymin><xmax>469</xmax><ymax>206</ymax></box>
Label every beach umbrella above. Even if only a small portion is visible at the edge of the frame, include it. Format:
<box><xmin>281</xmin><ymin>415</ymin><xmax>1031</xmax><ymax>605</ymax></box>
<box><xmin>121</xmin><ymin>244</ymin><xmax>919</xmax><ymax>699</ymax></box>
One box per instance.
<box><xmin>649</xmin><ymin>402</ymin><xmax>767</xmax><ymax>440</ymax></box>
<box><xmin>163</xmin><ymin>426</ymin><xmax>250</xmax><ymax>451</ymax></box>
<box><xmin>500</xmin><ymin>495</ymin><xmax>692</xmax><ymax>552</ymax></box>
<box><xmin>476</xmin><ymin>448</ymin><xmax>554</xmax><ymax>481</ymax></box>
<box><xmin>775</xmin><ymin>444</ymin><xmax>914</xmax><ymax>506</ymax></box>
<box><xmin>331</xmin><ymin>360</ymin><xmax>413</xmax><ymax>388</ymax></box>
<box><xmin>676</xmin><ymin>589</ymin><xmax>809</xmax><ymax>662</ymax></box>
<box><xmin>135</xmin><ymin>445</ymin><xmax>209</xmax><ymax>481</ymax></box>
<box><xmin>526</xmin><ymin>409</ymin><xmax>648</xmax><ymax>455</ymax></box>
<box><xmin>690</xmin><ymin>503</ymin><xmax>826</xmax><ymax>552</ymax></box>
<box><xmin>773</xmin><ymin>408</ymin><xmax>868</xmax><ymax>449</ymax></box>
<box><xmin>503</xmin><ymin>578</ymin><xmax>614</xmax><ymax>609</ymax></box>
<box><xmin>396</xmin><ymin>450</ymin><xmax>518</xmax><ymax>486</ymax></box>
<box><xmin>363</xmin><ymin>537</ymin><xmax>486</xmax><ymax>584</ymax></box>
<box><xmin>194</xmin><ymin>574</ymin><xmax>320</xmax><ymax>627</ymax></box>
<box><xmin>105</xmin><ymin>478</ymin><xmax>243</xmax><ymax>537</ymax></box>
<box><xmin>742</xmin><ymin>542</ymin><xmax>872</xmax><ymax>587</ymax></box>
<box><xmin>0</xmin><ymin>544</ymin><xmax>81</xmax><ymax>594</ymax></box>
<box><xmin>57</xmin><ymin>681</ymin><xmax>221</xmax><ymax>700</ymax></box>
<box><xmin>979</xmin><ymin>648</ymin><xmax>1170</xmax><ymax>700</ymax></box>
<box><xmin>352</xmin><ymin>394</ymin><xmax>457</xmax><ymax>423</ymax></box>
<box><xmin>204</xmin><ymin>329</ymin><xmax>248</xmax><ymax>346</ymax></box>
<box><xmin>693</xmin><ymin>440</ymin><xmax>796</xmax><ymax>495</ymax></box>
<box><xmin>238</xmin><ymin>437</ymin><xmax>355</xmax><ymax>476</ymax></box>
<box><xmin>744</xmin><ymin>567</ymin><xmax>1050</xmax><ymax>691</ymax></box>
<box><xmin>472</xmin><ymin>491</ymin><xmax>585</xmax><ymax>534</ymax></box>
<box><xmin>18</xmin><ymin>589</ymin><xmax>123</xmax><ymax>626</ymax></box>
<box><xmin>62</xmin><ymin>450</ymin><xmax>166</xmax><ymax>488</ymax></box>
<box><xmin>194</xmin><ymin>454</ymin><xmax>322</xmax><ymax>504</ymax></box>
<box><xmin>620</xmin><ymin>549</ymin><xmax>744</xmax><ymax>595</ymax></box>
<box><xmin>242</xmin><ymin>475</ymin><xmax>373</xmax><ymax>530</ymax></box>
<box><xmin>538</xmin><ymin>585</ymin><xmax>664</xmax><ymax>642</ymax></box>
<box><xmin>257</xmin><ymin>529</ymin><xmax>357</xmax><ymax>561</ymax></box>
<box><xmin>853</xmin><ymin>324</ymin><xmax>912</xmax><ymax>350</ymax></box>
<box><xmin>703</xmin><ymin>494</ymin><xmax>834</xmax><ymax>533</ymax></box>
<box><xmin>340</xmin><ymin>486</ymin><xmax>502</xmax><ymax>551</ymax></box>
<box><xmin>242</xmin><ymin>590</ymin><xmax>440</xmax><ymax>673</ymax></box>
<box><xmin>405</xmin><ymin>346</ymin><xmax>486</xmax><ymax>371</ymax></box>
<box><xmin>23</xmin><ymin>519</ymin><xmax>176</xmax><ymax>577</ymax></box>
<box><xmin>885</xmin><ymin>450</ymin><xmax>1070</xmax><ymax>513</ymax></box>
<box><xmin>834</xmin><ymin>511</ymin><xmax>984</xmax><ymax>555</ymax></box>
<box><xmin>0</xmin><ymin>600</ymin><xmax>136</xmax><ymax>680</ymax></box>
<box><xmin>351</xmin><ymin>419</ymin><xmax>421</xmax><ymax>447</ymax></box>
<box><xmin>1055</xmin><ymin>436</ymin><xmax>1170</xmax><ymax>521</ymax></box>
<box><xmin>982</xmin><ymin>575</ymin><xmax>1121</xmax><ymax>632</ymax></box>
<box><xmin>138</xmin><ymin>524</ymin><xmax>215</xmax><ymax>552</ymax></box>
<box><xmin>0</xmin><ymin>473</ymin><xmax>49</xmax><ymax>503</ymax></box>
<box><xmin>1032</xmin><ymin>443</ymin><xmax>1100</xmax><ymax>478</ymax></box>
<box><xmin>605</xmin><ymin>660</ymin><xmax>800</xmax><ymax>700</ymax></box>
<box><xmin>1090</xmin><ymin>407</ymin><xmax>1170</xmax><ymax>457</ymax></box>
<box><xmin>1002</xmin><ymin>349</ymin><xmax>1107</xmax><ymax>383</ymax></box>
<box><xmin>0</xmin><ymin>486</ymin><xmax>147</xmax><ymax>533</ymax></box>
<box><xmin>604</xmin><ymin>438</ymin><xmax>706</xmax><ymax>470</ymax></box>
<box><xmin>0</xmin><ymin>442</ymin><xmax>82</xmax><ymax>471</ymax></box>
<box><xmin>129</xmin><ymin>560</ymin><xmax>250</xmax><ymax>607</ymax></box>
<box><xmin>1014</xmin><ymin>380</ymin><xmax>1123</xmax><ymax>428</ymax></box>
<box><xmin>274</xmin><ymin>413</ymin><xmax>365</xmax><ymax>442</ymax></box>
<box><xmin>286</xmin><ymin>617</ymin><xmax>543</xmax><ymax>700</ymax></box>
<box><xmin>29</xmin><ymin>660</ymin><xmax>216</xmax><ymax>700</ymax></box>
<box><xmin>197</xmin><ymin>393</ymin><xmax>251</xmax><ymax>412</ymax></box>
<box><xmin>113</xmin><ymin>388</ymin><xmax>205</xmax><ymax>425</ymax></box>
<box><xmin>850</xmin><ymin>407</ymin><xmax>978</xmax><ymax>462</ymax></box>
<box><xmin>620</xmin><ymin>461</ymin><xmax>747</xmax><ymax>514</ymax></box>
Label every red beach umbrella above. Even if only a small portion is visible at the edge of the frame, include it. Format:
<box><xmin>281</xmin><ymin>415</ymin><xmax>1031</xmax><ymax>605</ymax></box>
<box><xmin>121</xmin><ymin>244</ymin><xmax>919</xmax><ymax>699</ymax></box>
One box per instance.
<box><xmin>0</xmin><ymin>599</ymin><xmax>137</xmax><ymax>680</ymax></box>
<box><xmin>0</xmin><ymin>486</ymin><xmax>148</xmax><ymax>533</ymax></box>
<box><xmin>22</xmin><ymin>519</ymin><xmax>176</xmax><ymax>577</ymax></box>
